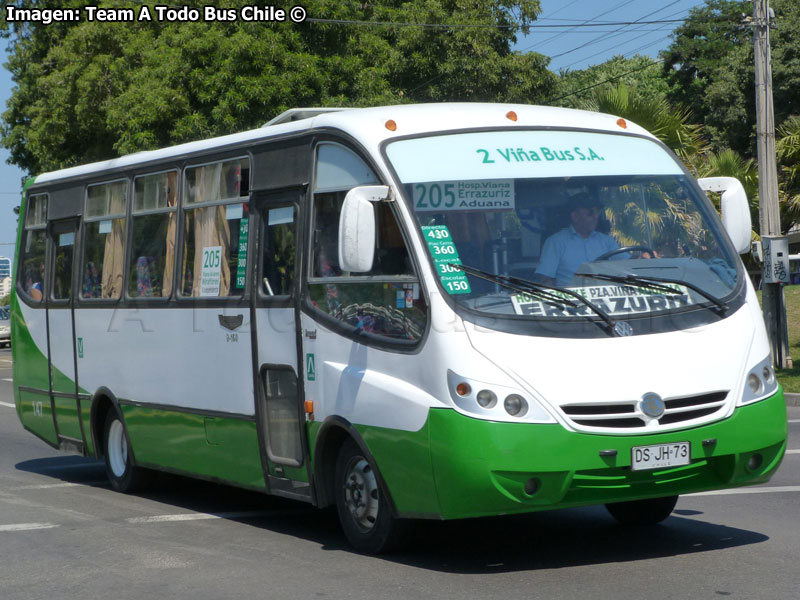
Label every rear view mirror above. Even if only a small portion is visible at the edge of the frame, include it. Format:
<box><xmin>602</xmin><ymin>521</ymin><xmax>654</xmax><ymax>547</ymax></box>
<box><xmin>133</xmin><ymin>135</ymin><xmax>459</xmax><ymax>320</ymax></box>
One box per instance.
<box><xmin>697</xmin><ymin>177</ymin><xmax>752</xmax><ymax>254</ymax></box>
<box><xmin>338</xmin><ymin>185</ymin><xmax>389</xmax><ymax>272</ymax></box>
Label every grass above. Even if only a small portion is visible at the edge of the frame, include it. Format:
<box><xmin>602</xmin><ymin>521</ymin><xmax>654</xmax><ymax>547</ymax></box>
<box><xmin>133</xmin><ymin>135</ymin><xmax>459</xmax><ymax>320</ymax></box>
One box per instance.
<box><xmin>768</xmin><ymin>285</ymin><xmax>800</xmax><ymax>393</ymax></box>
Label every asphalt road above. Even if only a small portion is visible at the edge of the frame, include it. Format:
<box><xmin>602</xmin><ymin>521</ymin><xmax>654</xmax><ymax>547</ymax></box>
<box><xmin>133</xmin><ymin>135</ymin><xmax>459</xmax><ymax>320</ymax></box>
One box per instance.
<box><xmin>1</xmin><ymin>345</ymin><xmax>798</xmax><ymax>600</ymax></box>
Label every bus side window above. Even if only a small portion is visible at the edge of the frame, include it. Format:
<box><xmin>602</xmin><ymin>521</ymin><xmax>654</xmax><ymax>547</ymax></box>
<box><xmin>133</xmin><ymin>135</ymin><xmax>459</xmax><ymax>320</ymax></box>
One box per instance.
<box><xmin>19</xmin><ymin>193</ymin><xmax>48</xmax><ymax>304</ymax></box>
<box><xmin>181</xmin><ymin>158</ymin><xmax>250</xmax><ymax>298</ymax></box>
<box><xmin>53</xmin><ymin>231</ymin><xmax>75</xmax><ymax>301</ymax></box>
<box><xmin>128</xmin><ymin>171</ymin><xmax>178</xmax><ymax>298</ymax></box>
<box><xmin>262</xmin><ymin>206</ymin><xmax>296</xmax><ymax>296</ymax></box>
<box><xmin>308</xmin><ymin>143</ymin><xmax>426</xmax><ymax>343</ymax></box>
<box><xmin>82</xmin><ymin>180</ymin><xmax>127</xmax><ymax>300</ymax></box>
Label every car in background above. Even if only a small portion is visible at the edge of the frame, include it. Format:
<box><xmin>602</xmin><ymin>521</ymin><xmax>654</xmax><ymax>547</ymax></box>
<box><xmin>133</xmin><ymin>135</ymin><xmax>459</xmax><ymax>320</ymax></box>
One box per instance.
<box><xmin>0</xmin><ymin>306</ymin><xmax>10</xmax><ymax>348</ymax></box>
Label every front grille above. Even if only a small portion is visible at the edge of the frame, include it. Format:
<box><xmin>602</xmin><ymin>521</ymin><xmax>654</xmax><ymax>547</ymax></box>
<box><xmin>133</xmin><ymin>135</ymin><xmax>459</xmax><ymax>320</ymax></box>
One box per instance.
<box><xmin>560</xmin><ymin>391</ymin><xmax>729</xmax><ymax>431</ymax></box>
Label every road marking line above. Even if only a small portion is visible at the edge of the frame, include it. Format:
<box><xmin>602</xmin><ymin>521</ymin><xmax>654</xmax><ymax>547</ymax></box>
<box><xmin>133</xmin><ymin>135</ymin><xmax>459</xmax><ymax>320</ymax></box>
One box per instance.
<box><xmin>785</xmin><ymin>449</ymin><xmax>800</xmax><ymax>454</ymax></box>
<box><xmin>689</xmin><ymin>486</ymin><xmax>800</xmax><ymax>497</ymax></box>
<box><xmin>34</xmin><ymin>462</ymin><xmax>104</xmax><ymax>472</ymax></box>
<box><xmin>8</xmin><ymin>481</ymin><xmax>106</xmax><ymax>491</ymax></box>
<box><xmin>126</xmin><ymin>509</ymin><xmax>301</xmax><ymax>524</ymax></box>
<box><xmin>0</xmin><ymin>401</ymin><xmax>15</xmax><ymax>408</ymax></box>
<box><xmin>789</xmin><ymin>419</ymin><xmax>800</xmax><ymax>423</ymax></box>
<box><xmin>0</xmin><ymin>523</ymin><xmax>59</xmax><ymax>532</ymax></box>
<box><xmin>1</xmin><ymin>377</ymin><xmax>12</xmax><ymax>381</ymax></box>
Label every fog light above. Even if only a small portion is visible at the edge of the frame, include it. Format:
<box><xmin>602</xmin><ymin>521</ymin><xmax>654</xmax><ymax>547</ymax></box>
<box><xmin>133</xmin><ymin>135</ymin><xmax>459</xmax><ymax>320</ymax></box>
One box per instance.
<box><xmin>504</xmin><ymin>394</ymin><xmax>528</xmax><ymax>417</ymax></box>
<box><xmin>763</xmin><ymin>365</ymin><xmax>775</xmax><ymax>384</ymax></box>
<box><xmin>747</xmin><ymin>373</ymin><xmax>763</xmax><ymax>395</ymax></box>
<box><xmin>524</xmin><ymin>477</ymin><xmax>540</xmax><ymax>496</ymax></box>
<box><xmin>747</xmin><ymin>453</ymin><xmax>763</xmax><ymax>471</ymax></box>
<box><xmin>477</xmin><ymin>389</ymin><xmax>497</xmax><ymax>408</ymax></box>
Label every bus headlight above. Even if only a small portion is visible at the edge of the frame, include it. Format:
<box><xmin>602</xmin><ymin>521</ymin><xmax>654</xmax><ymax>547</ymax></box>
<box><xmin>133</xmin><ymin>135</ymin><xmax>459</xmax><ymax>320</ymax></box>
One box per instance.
<box><xmin>503</xmin><ymin>394</ymin><xmax>528</xmax><ymax>417</ymax></box>
<box><xmin>476</xmin><ymin>389</ymin><xmax>497</xmax><ymax>408</ymax></box>
<box><xmin>739</xmin><ymin>355</ymin><xmax>779</xmax><ymax>405</ymax></box>
<box><xmin>447</xmin><ymin>370</ymin><xmax>554</xmax><ymax>423</ymax></box>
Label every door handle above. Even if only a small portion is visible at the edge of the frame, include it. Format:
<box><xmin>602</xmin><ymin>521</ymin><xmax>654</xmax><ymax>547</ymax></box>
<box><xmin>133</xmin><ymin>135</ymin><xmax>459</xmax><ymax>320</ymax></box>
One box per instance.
<box><xmin>218</xmin><ymin>314</ymin><xmax>243</xmax><ymax>330</ymax></box>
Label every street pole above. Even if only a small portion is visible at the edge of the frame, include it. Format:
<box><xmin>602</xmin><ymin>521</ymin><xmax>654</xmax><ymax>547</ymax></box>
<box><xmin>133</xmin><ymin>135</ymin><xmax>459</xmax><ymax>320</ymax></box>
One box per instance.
<box><xmin>753</xmin><ymin>0</ymin><xmax>792</xmax><ymax>368</ymax></box>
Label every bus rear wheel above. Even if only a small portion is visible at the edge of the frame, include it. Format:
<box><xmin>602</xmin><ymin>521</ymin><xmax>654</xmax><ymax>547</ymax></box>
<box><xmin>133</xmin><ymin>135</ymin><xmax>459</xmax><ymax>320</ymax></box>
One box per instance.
<box><xmin>605</xmin><ymin>495</ymin><xmax>678</xmax><ymax>526</ymax></box>
<box><xmin>334</xmin><ymin>438</ymin><xmax>403</xmax><ymax>553</ymax></box>
<box><xmin>103</xmin><ymin>410</ymin><xmax>149</xmax><ymax>493</ymax></box>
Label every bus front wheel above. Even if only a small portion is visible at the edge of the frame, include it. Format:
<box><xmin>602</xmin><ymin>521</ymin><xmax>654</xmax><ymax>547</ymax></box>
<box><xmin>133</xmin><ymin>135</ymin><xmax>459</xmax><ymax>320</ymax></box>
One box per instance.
<box><xmin>103</xmin><ymin>411</ymin><xmax>149</xmax><ymax>493</ymax></box>
<box><xmin>605</xmin><ymin>495</ymin><xmax>678</xmax><ymax>526</ymax></box>
<box><xmin>334</xmin><ymin>438</ymin><xmax>403</xmax><ymax>553</ymax></box>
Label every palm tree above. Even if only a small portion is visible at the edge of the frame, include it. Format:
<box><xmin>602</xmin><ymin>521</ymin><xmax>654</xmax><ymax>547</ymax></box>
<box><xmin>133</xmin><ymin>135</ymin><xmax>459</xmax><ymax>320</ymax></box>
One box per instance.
<box><xmin>776</xmin><ymin>116</ymin><xmax>800</xmax><ymax>235</ymax></box>
<box><xmin>580</xmin><ymin>83</ymin><xmax>708</xmax><ymax>169</ymax></box>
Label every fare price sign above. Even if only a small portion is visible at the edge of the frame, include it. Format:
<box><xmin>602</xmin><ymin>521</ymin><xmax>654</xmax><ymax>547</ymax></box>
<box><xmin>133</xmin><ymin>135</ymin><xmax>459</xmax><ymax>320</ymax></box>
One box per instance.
<box><xmin>421</xmin><ymin>225</ymin><xmax>471</xmax><ymax>295</ymax></box>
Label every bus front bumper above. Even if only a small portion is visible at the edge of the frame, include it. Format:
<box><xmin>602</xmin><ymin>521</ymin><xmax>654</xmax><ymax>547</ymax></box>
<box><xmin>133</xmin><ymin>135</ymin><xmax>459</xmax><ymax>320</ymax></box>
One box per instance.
<box><xmin>424</xmin><ymin>389</ymin><xmax>787</xmax><ymax>520</ymax></box>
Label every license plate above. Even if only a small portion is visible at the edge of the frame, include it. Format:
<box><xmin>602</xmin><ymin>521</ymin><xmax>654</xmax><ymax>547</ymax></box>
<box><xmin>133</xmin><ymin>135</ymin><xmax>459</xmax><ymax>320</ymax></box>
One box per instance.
<box><xmin>631</xmin><ymin>442</ymin><xmax>691</xmax><ymax>471</ymax></box>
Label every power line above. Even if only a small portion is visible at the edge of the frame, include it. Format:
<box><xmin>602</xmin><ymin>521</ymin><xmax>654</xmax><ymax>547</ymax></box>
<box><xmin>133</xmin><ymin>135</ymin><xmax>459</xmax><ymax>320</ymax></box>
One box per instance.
<box><xmin>546</xmin><ymin>58</ymin><xmax>664</xmax><ymax>104</ymax></box>
<box><xmin>548</xmin><ymin>0</ymin><xmax>685</xmax><ymax>60</ymax></box>
<box><xmin>521</xmin><ymin>0</ymin><xmax>640</xmax><ymax>52</ymax></box>
<box><xmin>304</xmin><ymin>17</ymin><xmax>687</xmax><ymax>29</ymax></box>
<box><xmin>558</xmin><ymin>5</ymin><xmax>690</xmax><ymax>70</ymax></box>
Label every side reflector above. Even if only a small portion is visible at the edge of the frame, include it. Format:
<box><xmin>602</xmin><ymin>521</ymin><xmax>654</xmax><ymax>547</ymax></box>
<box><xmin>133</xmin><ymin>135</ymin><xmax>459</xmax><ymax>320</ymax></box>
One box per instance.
<box><xmin>385</xmin><ymin>119</ymin><xmax>397</xmax><ymax>131</ymax></box>
<box><xmin>506</xmin><ymin>111</ymin><xmax>518</xmax><ymax>122</ymax></box>
<box><xmin>616</xmin><ymin>118</ymin><xmax>627</xmax><ymax>129</ymax></box>
<box><xmin>304</xmin><ymin>400</ymin><xmax>314</xmax><ymax>414</ymax></box>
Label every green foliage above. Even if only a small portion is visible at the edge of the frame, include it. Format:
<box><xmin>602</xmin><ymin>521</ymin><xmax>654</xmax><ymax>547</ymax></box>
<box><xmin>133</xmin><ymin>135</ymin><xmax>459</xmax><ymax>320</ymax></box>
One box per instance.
<box><xmin>776</xmin><ymin>116</ymin><xmax>800</xmax><ymax>234</ymax></box>
<box><xmin>577</xmin><ymin>83</ymin><xmax>707</xmax><ymax>167</ymax></box>
<box><xmin>662</xmin><ymin>0</ymin><xmax>800</xmax><ymax>157</ymax></box>
<box><xmin>553</xmin><ymin>55</ymin><xmax>669</xmax><ymax>109</ymax></box>
<box><xmin>1</xmin><ymin>0</ymin><xmax>558</xmax><ymax>175</ymax></box>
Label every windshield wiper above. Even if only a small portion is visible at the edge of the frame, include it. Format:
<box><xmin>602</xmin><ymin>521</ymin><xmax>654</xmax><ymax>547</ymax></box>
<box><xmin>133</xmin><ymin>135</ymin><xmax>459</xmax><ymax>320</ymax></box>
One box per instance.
<box><xmin>448</xmin><ymin>263</ymin><xmax>619</xmax><ymax>334</ymax></box>
<box><xmin>574</xmin><ymin>271</ymin><xmax>727</xmax><ymax>312</ymax></box>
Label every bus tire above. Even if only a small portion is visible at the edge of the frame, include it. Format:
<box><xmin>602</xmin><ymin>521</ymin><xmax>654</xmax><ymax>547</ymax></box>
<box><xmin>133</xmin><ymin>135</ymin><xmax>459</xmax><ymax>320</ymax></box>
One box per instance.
<box><xmin>605</xmin><ymin>495</ymin><xmax>678</xmax><ymax>526</ymax></box>
<box><xmin>334</xmin><ymin>438</ymin><xmax>403</xmax><ymax>553</ymax></box>
<box><xmin>103</xmin><ymin>410</ymin><xmax>149</xmax><ymax>493</ymax></box>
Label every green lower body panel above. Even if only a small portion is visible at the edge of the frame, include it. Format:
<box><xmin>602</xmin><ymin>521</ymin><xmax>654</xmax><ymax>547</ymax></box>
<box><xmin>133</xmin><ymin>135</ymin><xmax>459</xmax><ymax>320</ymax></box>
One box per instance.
<box><xmin>18</xmin><ymin>389</ymin><xmax>58</xmax><ymax>446</ymax></box>
<box><xmin>121</xmin><ymin>404</ymin><xmax>266</xmax><ymax>490</ymax></box>
<box><xmin>420</xmin><ymin>390</ymin><xmax>787</xmax><ymax>520</ymax></box>
<box><xmin>53</xmin><ymin>396</ymin><xmax>82</xmax><ymax>440</ymax></box>
<box><xmin>356</xmin><ymin>390</ymin><xmax>787</xmax><ymax>520</ymax></box>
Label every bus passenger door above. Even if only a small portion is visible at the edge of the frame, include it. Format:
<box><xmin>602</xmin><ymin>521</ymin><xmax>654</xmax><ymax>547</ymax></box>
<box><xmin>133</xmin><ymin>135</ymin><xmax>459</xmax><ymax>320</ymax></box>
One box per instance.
<box><xmin>46</xmin><ymin>218</ymin><xmax>85</xmax><ymax>451</ymax></box>
<box><xmin>251</xmin><ymin>190</ymin><xmax>310</xmax><ymax>500</ymax></box>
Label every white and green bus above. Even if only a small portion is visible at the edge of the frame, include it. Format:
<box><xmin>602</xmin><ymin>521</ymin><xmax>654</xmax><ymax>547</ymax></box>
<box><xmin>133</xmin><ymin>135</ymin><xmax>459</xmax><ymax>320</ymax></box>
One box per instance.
<box><xmin>11</xmin><ymin>104</ymin><xmax>788</xmax><ymax>552</ymax></box>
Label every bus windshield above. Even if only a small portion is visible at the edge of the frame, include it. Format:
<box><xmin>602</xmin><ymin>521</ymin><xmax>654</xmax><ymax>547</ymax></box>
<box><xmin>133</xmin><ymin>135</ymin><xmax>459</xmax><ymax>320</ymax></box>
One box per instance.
<box><xmin>386</xmin><ymin>130</ymin><xmax>740</xmax><ymax>321</ymax></box>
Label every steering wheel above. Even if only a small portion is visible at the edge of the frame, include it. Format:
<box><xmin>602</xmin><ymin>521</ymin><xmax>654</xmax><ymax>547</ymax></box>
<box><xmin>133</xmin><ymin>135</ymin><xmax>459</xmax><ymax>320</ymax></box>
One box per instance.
<box><xmin>595</xmin><ymin>245</ymin><xmax>655</xmax><ymax>261</ymax></box>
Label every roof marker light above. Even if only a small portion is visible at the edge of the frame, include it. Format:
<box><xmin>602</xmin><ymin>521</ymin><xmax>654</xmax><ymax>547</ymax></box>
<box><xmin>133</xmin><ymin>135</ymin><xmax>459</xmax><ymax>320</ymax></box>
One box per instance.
<box><xmin>506</xmin><ymin>111</ymin><xmax>518</xmax><ymax>122</ymax></box>
<box><xmin>385</xmin><ymin>119</ymin><xmax>397</xmax><ymax>131</ymax></box>
<box><xmin>616</xmin><ymin>118</ymin><xmax>628</xmax><ymax>129</ymax></box>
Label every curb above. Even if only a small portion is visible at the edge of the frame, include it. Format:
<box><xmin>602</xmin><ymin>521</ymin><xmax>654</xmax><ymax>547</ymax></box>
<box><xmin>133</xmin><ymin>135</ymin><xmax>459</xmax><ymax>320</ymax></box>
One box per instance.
<box><xmin>785</xmin><ymin>393</ymin><xmax>800</xmax><ymax>408</ymax></box>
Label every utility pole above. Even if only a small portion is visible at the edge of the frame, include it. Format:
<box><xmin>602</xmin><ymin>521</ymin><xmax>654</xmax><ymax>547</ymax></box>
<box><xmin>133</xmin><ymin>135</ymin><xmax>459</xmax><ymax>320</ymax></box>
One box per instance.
<box><xmin>753</xmin><ymin>0</ymin><xmax>792</xmax><ymax>368</ymax></box>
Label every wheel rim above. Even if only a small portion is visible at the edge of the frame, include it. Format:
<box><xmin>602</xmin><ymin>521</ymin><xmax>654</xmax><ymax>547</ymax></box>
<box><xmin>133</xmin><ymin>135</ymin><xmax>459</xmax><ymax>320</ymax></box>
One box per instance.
<box><xmin>107</xmin><ymin>419</ymin><xmax>128</xmax><ymax>478</ymax></box>
<box><xmin>342</xmin><ymin>456</ymin><xmax>379</xmax><ymax>532</ymax></box>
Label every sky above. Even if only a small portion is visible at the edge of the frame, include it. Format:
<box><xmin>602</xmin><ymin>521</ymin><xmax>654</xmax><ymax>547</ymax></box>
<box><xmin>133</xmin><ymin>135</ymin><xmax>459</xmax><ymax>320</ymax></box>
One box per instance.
<box><xmin>0</xmin><ymin>0</ymin><xmax>708</xmax><ymax>267</ymax></box>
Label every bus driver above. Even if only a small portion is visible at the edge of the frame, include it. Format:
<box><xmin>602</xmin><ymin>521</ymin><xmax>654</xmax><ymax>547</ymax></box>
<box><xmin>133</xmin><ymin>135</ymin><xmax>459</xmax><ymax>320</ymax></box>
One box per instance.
<box><xmin>534</xmin><ymin>192</ymin><xmax>620</xmax><ymax>287</ymax></box>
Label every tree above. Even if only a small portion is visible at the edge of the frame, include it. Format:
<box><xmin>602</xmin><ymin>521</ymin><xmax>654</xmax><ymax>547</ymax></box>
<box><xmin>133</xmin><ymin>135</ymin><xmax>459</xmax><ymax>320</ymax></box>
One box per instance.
<box><xmin>553</xmin><ymin>55</ymin><xmax>669</xmax><ymax>109</ymax></box>
<box><xmin>1</xmin><ymin>0</ymin><xmax>558</xmax><ymax>175</ymax></box>
<box><xmin>577</xmin><ymin>83</ymin><xmax>707</xmax><ymax>168</ymax></box>
<box><xmin>661</xmin><ymin>0</ymin><xmax>800</xmax><ymax>158</ymax></box>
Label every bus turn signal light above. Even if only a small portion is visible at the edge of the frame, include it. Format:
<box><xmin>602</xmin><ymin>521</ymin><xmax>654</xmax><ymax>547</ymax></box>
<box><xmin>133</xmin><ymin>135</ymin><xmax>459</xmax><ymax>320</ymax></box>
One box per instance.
<box><xmin>616</xmin><ymin>118</ymin><xmax>627</xmax><ymax>129</ymax></box>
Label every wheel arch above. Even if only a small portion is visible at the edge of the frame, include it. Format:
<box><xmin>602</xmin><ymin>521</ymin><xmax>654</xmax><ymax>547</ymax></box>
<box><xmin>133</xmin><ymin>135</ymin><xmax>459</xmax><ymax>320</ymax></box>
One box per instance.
<box><xmin>88</xmin><ymin>387</ymin><xmax>124</xmax><ymax>460</ymax></box>
<box><xmin>312</xmin><ymin>416</ymin><xmax>398</xmax><ymax>517</ymax></box>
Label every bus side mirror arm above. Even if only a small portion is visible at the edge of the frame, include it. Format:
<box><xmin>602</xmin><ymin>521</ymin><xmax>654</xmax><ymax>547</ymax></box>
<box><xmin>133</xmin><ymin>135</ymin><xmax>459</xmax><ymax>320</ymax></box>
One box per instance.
<box><xmin>338</xmin><ymin>185</ymin><xmax>390</xmax><ymax>273</ymax></box>
<box><xmin>697</xmin><ymin>177</ymin><xmax>752</xmax><ymax>254</ymax></box>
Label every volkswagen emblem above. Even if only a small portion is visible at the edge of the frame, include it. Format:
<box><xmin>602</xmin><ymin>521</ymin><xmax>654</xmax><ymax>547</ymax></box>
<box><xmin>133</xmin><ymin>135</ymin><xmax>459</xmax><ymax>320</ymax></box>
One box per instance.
<box><xmin>614</xmin><ymin>321</ymin><xmax>633</xmax><ymax>337</ymax></box>
<box><xmin>640</xmin><ymin>393</ymin><xmax>665</xmax><ymax>419</ymax></box>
